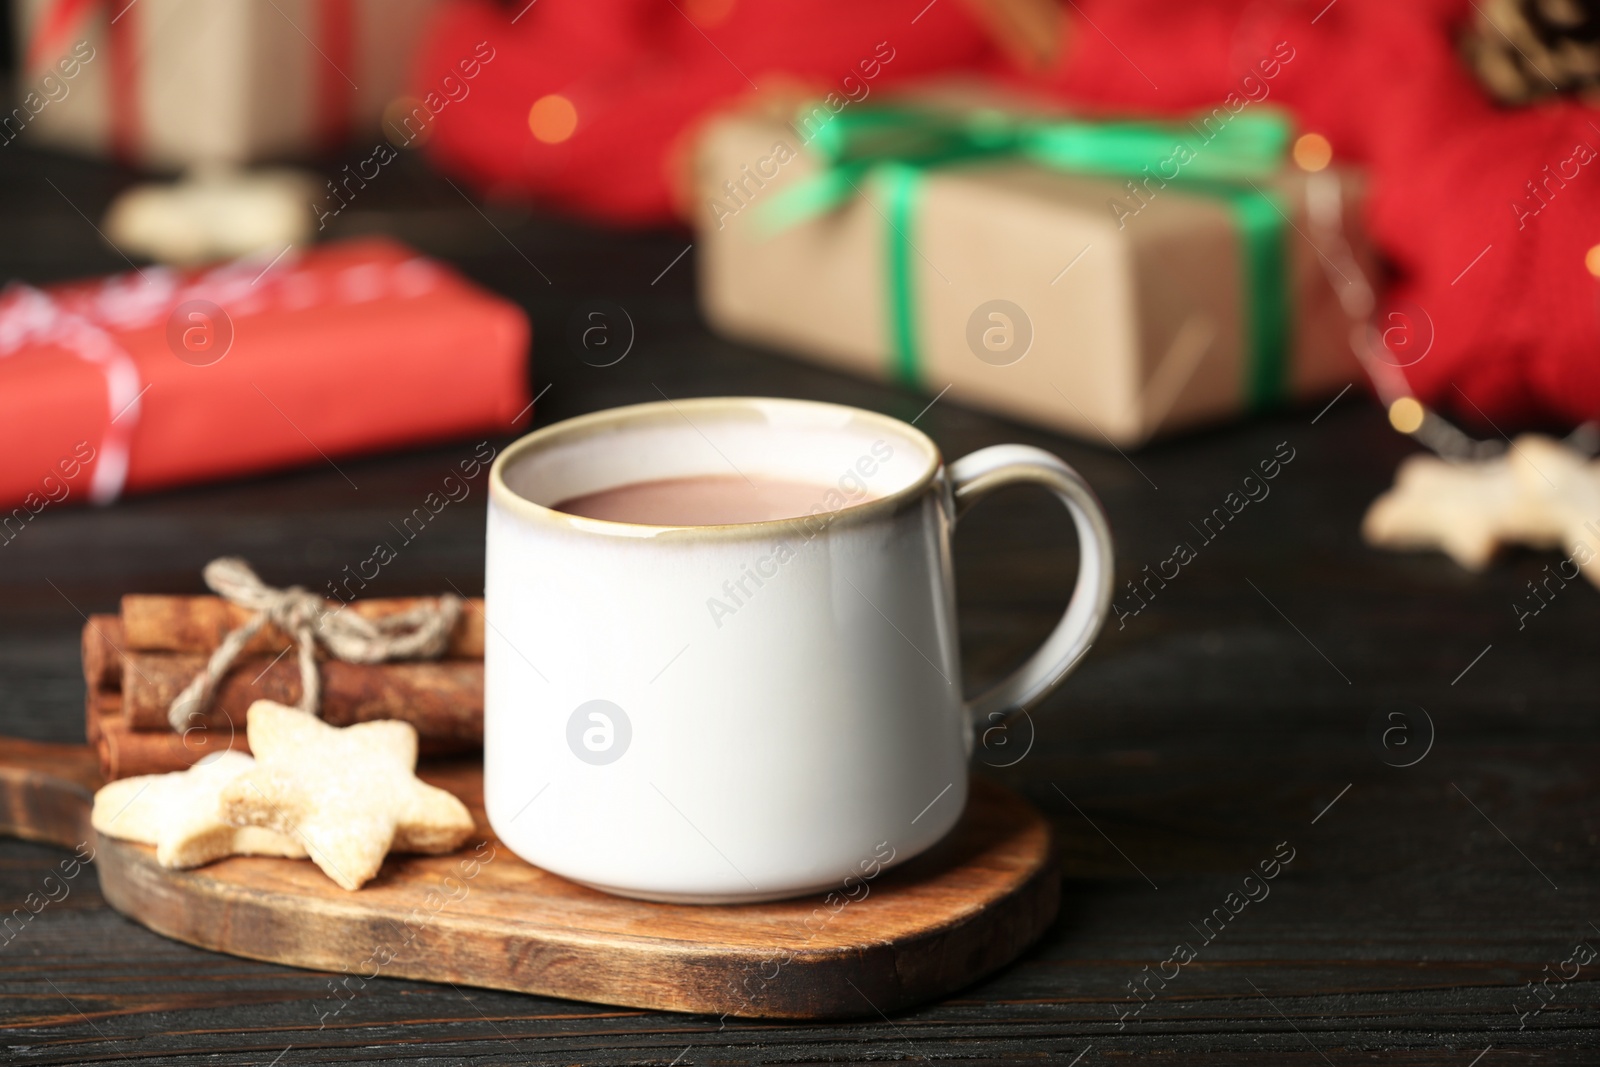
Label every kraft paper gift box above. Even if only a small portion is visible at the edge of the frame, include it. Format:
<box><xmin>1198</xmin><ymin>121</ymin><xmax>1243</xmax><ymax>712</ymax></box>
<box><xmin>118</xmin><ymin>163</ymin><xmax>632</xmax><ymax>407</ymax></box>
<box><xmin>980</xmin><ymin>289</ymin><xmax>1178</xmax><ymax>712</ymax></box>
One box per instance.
<box><xmin>694</xmin><ymin>93</ymin><xmax>1369</xmax><ymax>446</ymax></box>
<box><xmin>12</xmin><ymin>0</ymin><xmax>440</xmax><ymax>166</ymax></box>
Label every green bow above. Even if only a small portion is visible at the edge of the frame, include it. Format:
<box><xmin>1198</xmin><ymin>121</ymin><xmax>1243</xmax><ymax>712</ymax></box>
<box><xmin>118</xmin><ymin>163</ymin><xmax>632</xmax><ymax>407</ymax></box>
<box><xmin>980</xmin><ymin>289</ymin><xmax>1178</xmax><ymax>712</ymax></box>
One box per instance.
<box><xmin>759</xmin><ymin>104</ymin><xmax>1296</xmax><ymax>408</ymax></box>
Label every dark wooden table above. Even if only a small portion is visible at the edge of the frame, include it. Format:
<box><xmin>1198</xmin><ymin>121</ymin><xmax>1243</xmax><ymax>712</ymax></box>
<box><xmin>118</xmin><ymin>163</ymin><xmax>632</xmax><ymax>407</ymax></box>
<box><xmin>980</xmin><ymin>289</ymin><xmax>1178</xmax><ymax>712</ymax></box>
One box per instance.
<box><xmin>1</xmin><ymin>144</ymin><xmax>1595</xmax><ymax>1066</ymax></box>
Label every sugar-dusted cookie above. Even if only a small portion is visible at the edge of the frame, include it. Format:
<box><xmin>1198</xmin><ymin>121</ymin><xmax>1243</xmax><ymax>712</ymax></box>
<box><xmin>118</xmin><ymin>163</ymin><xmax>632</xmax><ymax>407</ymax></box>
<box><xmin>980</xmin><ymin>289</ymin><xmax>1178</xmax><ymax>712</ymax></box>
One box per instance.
<box><xmin>1364</xmin><ymin>434</ymin><xmax>1600</xmax><ymax>586</ymax></box>
<box><xmin>91</xmin><ymin>750</ymin><xmax>308</xmax><ymax>869</ymax></box>
<box><xmin>1506</xmin><ymin>434</ymin><xmax>1600</xmax><ymax>586</ymax></box>
<box><xmin>218</xmin><ymin>701</ymin><xmax>475</xmax><ymax>891</ymax></box>
<box><xmin>1364</xmin><ymin>451</ymin><xmax>1534</xmax><ymax>570</ymax></box>
<box><xmin>103</xmin><ymin>168</ymin><xmax>317</xmax><ymax>266</ymax></box>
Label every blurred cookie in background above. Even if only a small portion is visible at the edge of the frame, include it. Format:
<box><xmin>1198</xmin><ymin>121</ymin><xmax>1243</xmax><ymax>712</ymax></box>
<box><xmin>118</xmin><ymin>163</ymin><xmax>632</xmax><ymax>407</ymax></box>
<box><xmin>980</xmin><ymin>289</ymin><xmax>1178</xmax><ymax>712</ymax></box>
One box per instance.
<box><xmin>104</xmin><ymin>168</ymin><xmax>318</xmax><ymax>266</ymax></box>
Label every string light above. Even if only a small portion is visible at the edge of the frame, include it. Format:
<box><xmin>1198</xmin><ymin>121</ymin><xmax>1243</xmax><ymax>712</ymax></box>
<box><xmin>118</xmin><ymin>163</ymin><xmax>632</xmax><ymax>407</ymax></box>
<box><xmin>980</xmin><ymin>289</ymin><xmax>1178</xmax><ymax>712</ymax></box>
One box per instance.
<box><xmin>1387</xmin><ymin>396</ymin><xmax>1424</xmax><ymax>434</ymax></box>
<box><xmin>528</xmin><ymin>95</ymin><xmax>578</xmax><ymax>144</ymax></box>
<box><xmin>1293</xmin><ymin>132</ymin><xmax>1332</xmax><ymax>172</ymax></box>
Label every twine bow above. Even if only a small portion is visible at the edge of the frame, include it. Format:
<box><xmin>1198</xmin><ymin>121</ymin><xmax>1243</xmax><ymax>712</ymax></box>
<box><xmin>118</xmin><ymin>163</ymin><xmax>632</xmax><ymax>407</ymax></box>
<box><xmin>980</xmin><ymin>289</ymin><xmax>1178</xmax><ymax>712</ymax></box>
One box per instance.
<box><xmin>167</xmin><ymin>557</ymin><xmax>463</xmax><ymax>732</ymax></box>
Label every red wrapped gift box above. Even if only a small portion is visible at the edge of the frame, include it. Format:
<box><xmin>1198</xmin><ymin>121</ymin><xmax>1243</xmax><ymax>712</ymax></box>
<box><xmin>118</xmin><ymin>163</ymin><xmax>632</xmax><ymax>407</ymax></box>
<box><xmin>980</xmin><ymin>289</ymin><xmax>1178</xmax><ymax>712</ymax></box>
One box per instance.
<box><xmin>0</xmin><ymin>238</ymin><xmax>530</xmax><ymax>518</ymax></box>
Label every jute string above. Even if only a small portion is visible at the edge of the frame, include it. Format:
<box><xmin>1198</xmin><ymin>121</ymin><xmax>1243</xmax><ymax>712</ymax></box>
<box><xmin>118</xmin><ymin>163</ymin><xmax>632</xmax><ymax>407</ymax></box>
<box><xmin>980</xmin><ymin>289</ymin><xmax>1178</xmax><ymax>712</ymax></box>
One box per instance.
<box><xmin>167</xmin><ymin>557</ymin><xmax>463</xmax><ymax>732</ymax></box>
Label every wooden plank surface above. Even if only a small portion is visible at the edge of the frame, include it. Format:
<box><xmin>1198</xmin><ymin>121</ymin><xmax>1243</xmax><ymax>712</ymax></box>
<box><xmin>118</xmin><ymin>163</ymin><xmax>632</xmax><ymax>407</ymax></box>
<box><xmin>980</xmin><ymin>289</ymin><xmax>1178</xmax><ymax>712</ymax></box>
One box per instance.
<box><xmin>0</xmin><ymin>146</ymin><xmax>1595</xmax><ymax>1064</ymax></box>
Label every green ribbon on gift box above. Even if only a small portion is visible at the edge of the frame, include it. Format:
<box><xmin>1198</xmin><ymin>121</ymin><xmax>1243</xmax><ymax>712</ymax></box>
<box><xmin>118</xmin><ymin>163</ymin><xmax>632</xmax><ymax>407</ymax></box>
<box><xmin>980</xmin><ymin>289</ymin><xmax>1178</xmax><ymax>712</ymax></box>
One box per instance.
<box><xmin>759</xmin><ymin>105</ymin><xmax>1295</xmax><ymax>409</ymax></box>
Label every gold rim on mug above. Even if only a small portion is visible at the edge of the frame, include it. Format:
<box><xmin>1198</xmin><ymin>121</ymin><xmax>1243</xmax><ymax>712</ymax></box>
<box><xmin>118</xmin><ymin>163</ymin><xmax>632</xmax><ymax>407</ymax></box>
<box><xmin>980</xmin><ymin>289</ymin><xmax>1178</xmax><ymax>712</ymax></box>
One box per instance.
<box><xmin>489</xmin><ymin>396</ymin><xmax>944</xmax><ymax>540</ymax></box>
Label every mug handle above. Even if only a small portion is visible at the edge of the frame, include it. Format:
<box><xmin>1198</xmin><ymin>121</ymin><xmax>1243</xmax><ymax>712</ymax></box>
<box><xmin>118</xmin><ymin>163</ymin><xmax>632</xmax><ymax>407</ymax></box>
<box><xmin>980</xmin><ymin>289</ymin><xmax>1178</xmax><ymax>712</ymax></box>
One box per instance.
<box><xmin>948</xmin><ymin>444</ymin><xmax>1115</xmax><ymax>728</ymax></box>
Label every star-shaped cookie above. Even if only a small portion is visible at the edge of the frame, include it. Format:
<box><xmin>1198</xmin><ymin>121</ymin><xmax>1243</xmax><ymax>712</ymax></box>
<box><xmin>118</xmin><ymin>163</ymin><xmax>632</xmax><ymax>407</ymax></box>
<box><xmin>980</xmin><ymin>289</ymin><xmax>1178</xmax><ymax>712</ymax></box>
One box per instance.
<box><xmin>91</xmin><ymin>750</ymin><xmax>308</xmax><ymax>868</ymax></box>
<box><xmin>1506</xmin><ymin>433</ymin><xmax>1600</xmax><ymax>585</ymax></box>
<box><xmin>217</xmin><ymin>701</ymin><xmax>475</xmax><ymax>891</ymax></box>
<box><xmin>1363</xmin><ymin>434</ymin><xmax>1600</xmax><ymax>583</ymax></box>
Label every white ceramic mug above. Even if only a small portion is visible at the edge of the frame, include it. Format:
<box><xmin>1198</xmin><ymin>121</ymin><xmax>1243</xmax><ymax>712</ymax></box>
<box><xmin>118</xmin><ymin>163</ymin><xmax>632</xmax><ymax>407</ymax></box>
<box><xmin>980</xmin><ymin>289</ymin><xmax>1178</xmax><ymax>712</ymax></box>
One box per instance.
<box><xmin>485</xmin><ymin>396</ymin><xmax>1113</xmax><ymax>903</ymax></box>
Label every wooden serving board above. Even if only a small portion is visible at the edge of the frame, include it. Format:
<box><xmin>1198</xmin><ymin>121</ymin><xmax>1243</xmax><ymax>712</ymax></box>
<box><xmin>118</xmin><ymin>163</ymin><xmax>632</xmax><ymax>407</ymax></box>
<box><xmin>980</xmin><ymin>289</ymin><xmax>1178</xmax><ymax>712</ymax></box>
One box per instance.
<box><xmin>0</xmin><ymin>737</ymin><xmax>1057</xmax><ymax>1019</ymax></box>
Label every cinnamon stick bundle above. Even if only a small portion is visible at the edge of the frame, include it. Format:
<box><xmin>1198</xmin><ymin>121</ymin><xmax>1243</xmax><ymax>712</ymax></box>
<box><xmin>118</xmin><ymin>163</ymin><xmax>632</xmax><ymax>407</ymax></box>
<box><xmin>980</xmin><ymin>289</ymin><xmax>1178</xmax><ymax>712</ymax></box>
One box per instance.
<box><xmin>86</xmin><ymin>678</ymin><xmax>105</xmax><ymax>747</ymax></box>
<box><xmin>82</xmin><ymin>592</ymin><xmax>488</xmax><ymax>780</ymax></box>
<box><xmin>89</xmin><ymin>688</ymin><xmax>250</xmax><ymax>779</ymax></box>
<box><xmin>82</xmin><ymin>615</ymin><xmax>126</xmax><ymax>693</ymax></box>
<box><xmin>120</xmin><ymin>594</ymin><xmax>486</xmax><ymax>658</ymax></box>
<box><xmin>122</xmin><ymin>652</ymin><xmax>483</xmax><ymax>751</ymax></box>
